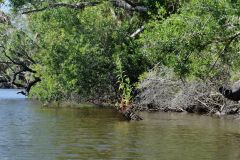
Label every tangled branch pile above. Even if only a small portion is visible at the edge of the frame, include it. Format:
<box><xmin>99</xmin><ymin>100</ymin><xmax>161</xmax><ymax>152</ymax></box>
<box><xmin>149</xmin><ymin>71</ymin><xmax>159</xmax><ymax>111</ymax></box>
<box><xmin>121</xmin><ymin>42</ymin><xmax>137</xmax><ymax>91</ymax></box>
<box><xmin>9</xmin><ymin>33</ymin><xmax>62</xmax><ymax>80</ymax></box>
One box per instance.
<box><xmin>134</xmin><ymin>66</ymin><xmax>240</xmax><ymax>117</ymax></box>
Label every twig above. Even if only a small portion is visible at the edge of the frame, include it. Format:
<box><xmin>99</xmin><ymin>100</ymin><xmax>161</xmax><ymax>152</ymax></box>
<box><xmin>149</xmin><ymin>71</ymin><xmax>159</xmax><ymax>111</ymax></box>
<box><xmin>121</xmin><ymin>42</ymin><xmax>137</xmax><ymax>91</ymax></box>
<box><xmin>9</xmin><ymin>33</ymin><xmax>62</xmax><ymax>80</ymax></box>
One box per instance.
<box><xmin>196</xmin><ymin>98</ymin><xmax>209</xmax><ymax>108</ymax></box>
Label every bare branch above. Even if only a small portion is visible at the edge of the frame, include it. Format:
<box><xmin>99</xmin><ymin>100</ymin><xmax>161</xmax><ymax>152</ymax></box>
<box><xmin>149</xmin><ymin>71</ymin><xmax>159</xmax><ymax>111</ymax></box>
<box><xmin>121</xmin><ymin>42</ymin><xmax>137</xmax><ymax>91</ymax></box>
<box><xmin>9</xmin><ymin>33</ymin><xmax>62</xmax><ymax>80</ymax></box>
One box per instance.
<box><xmin>130</xmin><ymin>25</ymin><xmax>144</xmax><ymax>38</ymax></box>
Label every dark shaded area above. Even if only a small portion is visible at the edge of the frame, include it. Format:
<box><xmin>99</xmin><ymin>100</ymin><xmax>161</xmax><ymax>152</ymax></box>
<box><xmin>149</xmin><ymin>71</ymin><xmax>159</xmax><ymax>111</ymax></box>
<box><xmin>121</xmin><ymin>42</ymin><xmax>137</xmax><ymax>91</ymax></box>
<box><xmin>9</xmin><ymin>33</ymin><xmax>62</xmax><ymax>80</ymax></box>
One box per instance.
<box><xmin>119</xmin><ymin>108</ymin><xmax>143</xmax><ymax>121</ymax></box>
<box><xmin>219</xmin><ymin>86</ymin><xmax>240</xmax><ymax>101</ymax></box>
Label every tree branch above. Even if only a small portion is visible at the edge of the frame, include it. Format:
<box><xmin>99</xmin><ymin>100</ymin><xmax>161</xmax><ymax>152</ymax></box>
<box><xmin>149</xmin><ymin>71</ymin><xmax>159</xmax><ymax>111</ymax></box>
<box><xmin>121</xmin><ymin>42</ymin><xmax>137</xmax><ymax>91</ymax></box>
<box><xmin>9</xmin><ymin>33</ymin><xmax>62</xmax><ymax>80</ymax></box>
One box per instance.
<box><xmin>113</xmin><ymin>0</ymin><xmax>148</xmax><ymax>12</ymax></box>
<box><xmin>26</xmin><ymin>77</ymin><xmax>41</xmax><ymax>94</ymax></box>
<box><xmin>0</xmin><ymin>45</ymin><xmax>39</xmax><ymax>92</ymax></box>
<box><xmin>17</xmin><ymin>77</ymin><xmax>41</xmax><ymax>96</ymax></box>
<box><xmin>22</xmin><ymin>1</ymin><xmax>148</xmax><ymax>14</ymax></box>
<box><xmin>130</xmin><ymin>25</ymin><xmax>144</xmax><ymax>38</ymax></box>
<box><xmin>228</xmin><ymin>32</ymin><xmax>240</xmax><ymax>44</ymax></box>
<box><xmin>4</xmin><ymin>50</ymin><xmax>37</xmax><ymax>73</ymax></box>
<box><xmin>0</xmin><ymin>78</ymin><xmax>8</xmax><ymax>83</ymax></box>
<box><xmin>207</xmin><ymin>32</ymin><xmax>240</xmax><ymax>76</ymax></box>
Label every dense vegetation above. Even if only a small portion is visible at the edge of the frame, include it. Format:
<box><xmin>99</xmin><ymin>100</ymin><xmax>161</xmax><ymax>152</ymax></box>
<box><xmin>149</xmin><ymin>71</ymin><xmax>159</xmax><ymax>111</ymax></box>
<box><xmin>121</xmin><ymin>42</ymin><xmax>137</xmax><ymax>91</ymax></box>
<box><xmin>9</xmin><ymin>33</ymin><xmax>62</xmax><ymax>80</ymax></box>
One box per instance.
<box><xmin>0</xmin><ymin>0</ymin><xmax>239</xmax><ymax>110</ymax></box>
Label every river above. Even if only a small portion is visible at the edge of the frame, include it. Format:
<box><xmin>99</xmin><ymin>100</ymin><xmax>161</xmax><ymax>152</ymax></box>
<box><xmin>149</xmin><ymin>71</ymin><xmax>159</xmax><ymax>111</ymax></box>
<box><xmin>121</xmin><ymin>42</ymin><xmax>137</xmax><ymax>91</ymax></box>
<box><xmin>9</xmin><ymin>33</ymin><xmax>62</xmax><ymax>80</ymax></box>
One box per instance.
<box><xmin>0</xmin><ymin>89</ymin><xmax>240</xmax><ymax>160</ymax></box>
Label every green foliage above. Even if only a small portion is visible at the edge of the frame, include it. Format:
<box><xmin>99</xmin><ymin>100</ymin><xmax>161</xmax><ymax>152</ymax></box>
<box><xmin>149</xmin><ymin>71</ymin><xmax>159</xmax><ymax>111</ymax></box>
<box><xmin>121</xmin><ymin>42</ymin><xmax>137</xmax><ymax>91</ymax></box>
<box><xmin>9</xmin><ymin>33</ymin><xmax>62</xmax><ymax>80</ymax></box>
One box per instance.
<box><xmin>4</xmin><ymin>0</ymin><xmax>239</xmax><ymax>104</ymax></box>
<box><xmin>139</xmin><ymin>0</ymin><xmax>240</xmax><ymax>79</ymax></box>
<box><xmin>26</xmin><ymin>1</ymin><xmax>147</xmax><ymax>101</ymax></box>
<box><xmin>114</xmin><ymin>55</ymin><xmax>132</xmax><ymax>106</ymax></box>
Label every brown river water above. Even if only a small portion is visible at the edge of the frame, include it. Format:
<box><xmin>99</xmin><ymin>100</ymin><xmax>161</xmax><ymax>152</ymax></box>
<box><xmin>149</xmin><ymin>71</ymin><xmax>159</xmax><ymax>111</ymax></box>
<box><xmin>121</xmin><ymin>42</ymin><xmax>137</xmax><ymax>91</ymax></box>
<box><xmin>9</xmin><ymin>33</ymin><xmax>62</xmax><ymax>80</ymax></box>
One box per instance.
<box><xmin>0</xmin><ymin>89</ymin><xmax>240</xmax><ymax>160</ymax></box>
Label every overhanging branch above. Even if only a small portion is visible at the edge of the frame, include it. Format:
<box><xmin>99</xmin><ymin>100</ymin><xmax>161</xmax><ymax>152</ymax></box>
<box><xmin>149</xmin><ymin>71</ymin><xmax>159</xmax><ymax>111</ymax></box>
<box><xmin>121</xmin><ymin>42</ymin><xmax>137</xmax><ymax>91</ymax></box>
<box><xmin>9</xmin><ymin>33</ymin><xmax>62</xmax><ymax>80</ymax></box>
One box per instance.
<box><xmin>17</xmin><ymin>77</ymin><xmax>41</xmax><ymax>96</ymax></box>
<box><xmin>4</xmin><ymin>50</ymin><xmax>36</xmax><ymax>73</ymax></box>
<box><xmin>22</xmin><ymin>0</ymin><xmax>148</xmax><ymax>14</ymax></box>
<box><xmin>26</xmin><ymin>77</ymin><xmax>41</xmax><ymax>94</ymax></box>
<box><xmin>0</xmin><ymin>45</ymin><xmax>39</xmax><ymax>93</ymax></box>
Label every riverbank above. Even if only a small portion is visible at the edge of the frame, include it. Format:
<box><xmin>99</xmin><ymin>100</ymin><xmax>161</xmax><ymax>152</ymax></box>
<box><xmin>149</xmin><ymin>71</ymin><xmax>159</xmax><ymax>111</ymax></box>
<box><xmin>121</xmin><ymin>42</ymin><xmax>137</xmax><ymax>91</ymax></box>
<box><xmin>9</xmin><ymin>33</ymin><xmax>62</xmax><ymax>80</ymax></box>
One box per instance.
<box><xmin>40</xmin><ymin>94</ymin><xmax>240</xmax><ymax>122</ymax></box>
<box><xmin>32</xmin><ymin>64</ymin><xmax>240</xmax><ymax>121</ymax></box>
<box><xmin>132</xmin><ymin>67</ymin><xmax>240</xmax><ymax>120</ymax></box>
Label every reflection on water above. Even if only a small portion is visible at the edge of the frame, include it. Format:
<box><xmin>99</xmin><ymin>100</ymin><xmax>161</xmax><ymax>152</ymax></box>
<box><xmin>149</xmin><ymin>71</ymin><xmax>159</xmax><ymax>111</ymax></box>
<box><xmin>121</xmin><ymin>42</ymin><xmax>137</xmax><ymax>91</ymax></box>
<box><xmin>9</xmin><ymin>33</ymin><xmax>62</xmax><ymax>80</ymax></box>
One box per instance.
<box><xmin>0</xmin><ymin>90</ymin><xmax>240</xmax><ymax>160</ymax></box>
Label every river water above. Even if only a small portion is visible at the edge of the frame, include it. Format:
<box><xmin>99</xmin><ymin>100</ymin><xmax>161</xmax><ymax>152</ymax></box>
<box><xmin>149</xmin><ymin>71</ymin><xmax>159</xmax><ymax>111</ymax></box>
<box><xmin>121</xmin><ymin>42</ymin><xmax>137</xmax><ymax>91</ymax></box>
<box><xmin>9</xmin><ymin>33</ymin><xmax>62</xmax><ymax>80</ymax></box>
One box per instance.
<box><xmin>0</xmin><ymin>89</ymin><xmax>240</xmax><ymax>160</ymax></box>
